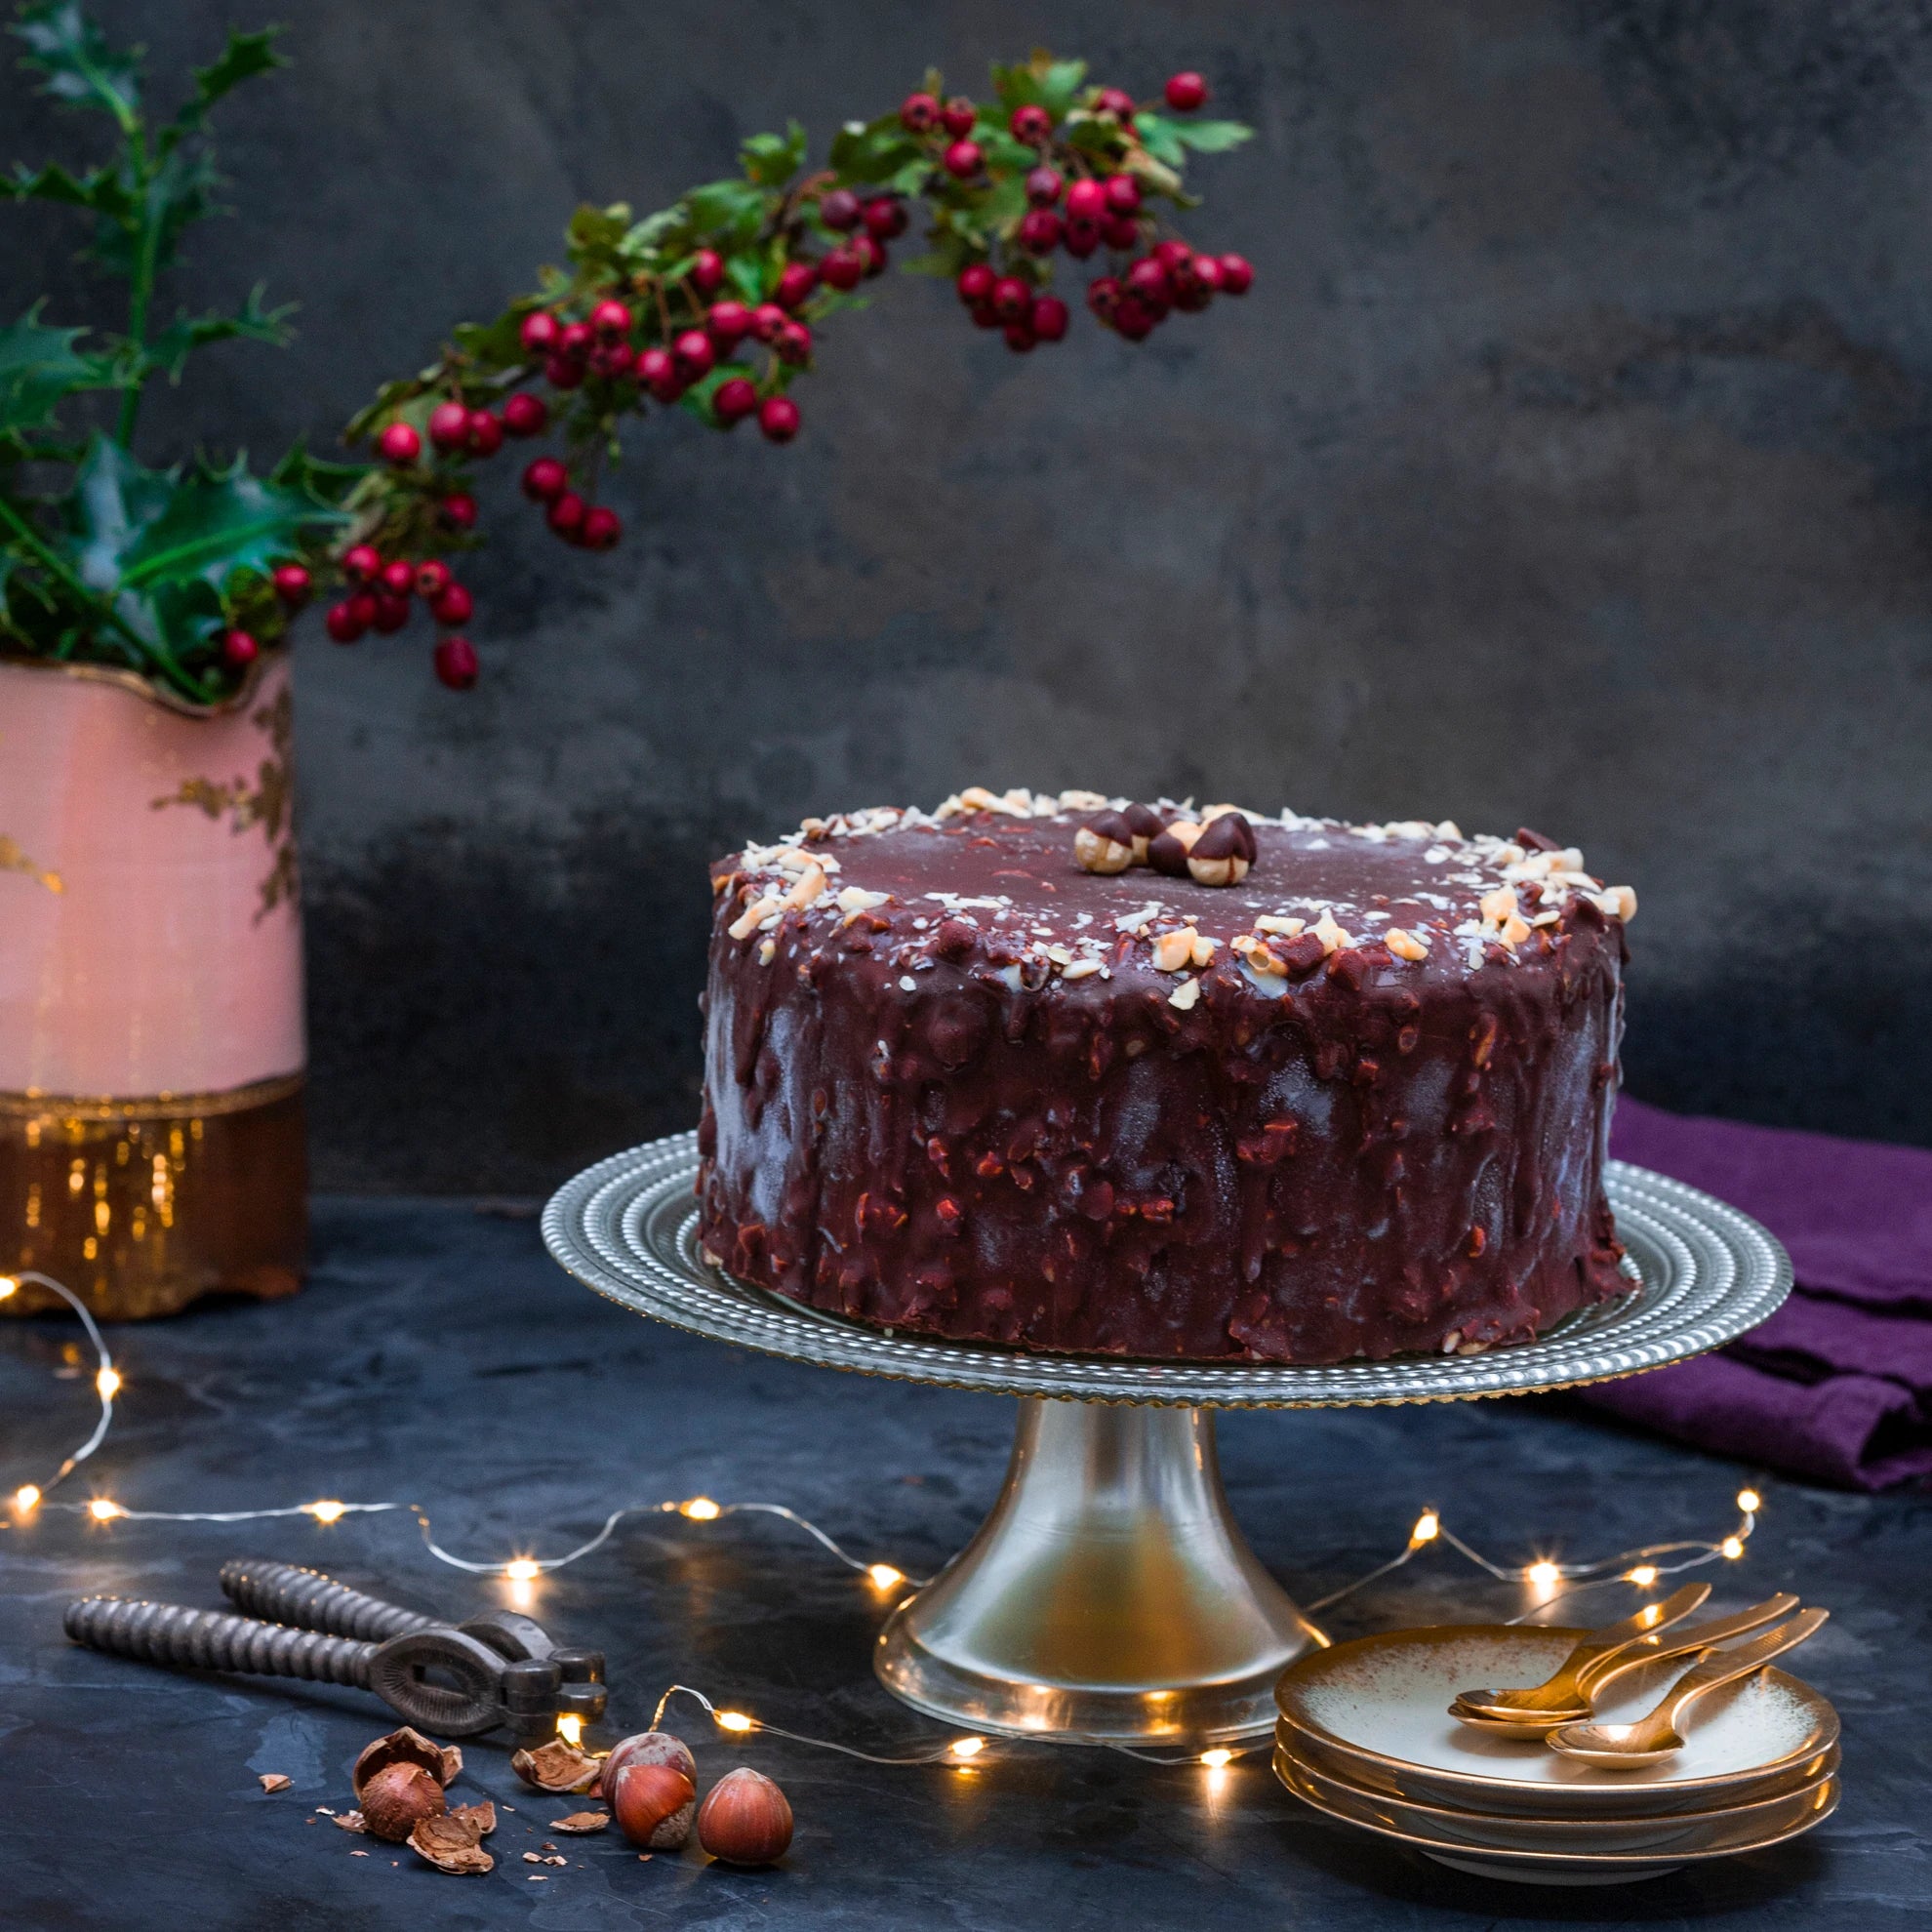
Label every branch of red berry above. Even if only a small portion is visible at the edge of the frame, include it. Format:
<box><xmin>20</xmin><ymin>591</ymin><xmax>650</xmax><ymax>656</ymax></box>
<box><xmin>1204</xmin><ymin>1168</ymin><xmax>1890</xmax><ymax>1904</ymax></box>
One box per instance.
<box><xmin>321</xmin><ymin>56</ymin><xmax>1252</xmax><ymax>689</ymax></box>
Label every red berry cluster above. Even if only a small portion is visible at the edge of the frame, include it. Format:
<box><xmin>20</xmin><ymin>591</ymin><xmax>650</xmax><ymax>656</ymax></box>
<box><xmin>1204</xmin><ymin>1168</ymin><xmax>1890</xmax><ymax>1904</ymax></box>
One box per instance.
<box><xmin>905</xmin><ymin>72</ymin><xmax>1252</xmax><ymax>355</ymax></box>
<box><xmin>321</xmin><ymin>542</ymin><xmax>480</xmax><ymax>688</ymax></box>
<box><xmin>339</xmin><ymin>53</ymin><xmax>1251</xmax><ymax>690</ymax></box>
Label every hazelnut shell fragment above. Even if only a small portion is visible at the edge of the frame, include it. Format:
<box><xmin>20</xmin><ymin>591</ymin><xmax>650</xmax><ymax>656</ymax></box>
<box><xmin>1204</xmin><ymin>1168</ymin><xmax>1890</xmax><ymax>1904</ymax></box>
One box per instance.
<box><xmin>352</xmin><ymin>1726</ymin><xmax>460</xmax><ymax>1800</ymax></box>
<box><xmin>409</xmin><ymin>1811</ymin><xmax>495</xmax><ymax>1874</ymax></box>
<box><xmin>697</xmin><ymin>1766</ymin><xmax>794</xmax><ymax>1868</ymax></box>
<box><xmin>511</xmin><ymin>1740</ymin><xmax>604</xmax><ymax>1792</ymax></box>
<box><xmin>549</xmin><ymin>1811</ymin><xmax>612</xmax><ymax>1834</ymax></box>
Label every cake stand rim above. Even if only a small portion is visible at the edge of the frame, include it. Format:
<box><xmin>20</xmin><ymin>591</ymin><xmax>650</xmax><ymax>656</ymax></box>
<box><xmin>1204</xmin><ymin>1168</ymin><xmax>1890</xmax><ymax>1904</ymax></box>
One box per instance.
<box><xmin>540</xmin><ymin>1132</ymin><xmax>1791</xmax><ymax>1410</ymax></box>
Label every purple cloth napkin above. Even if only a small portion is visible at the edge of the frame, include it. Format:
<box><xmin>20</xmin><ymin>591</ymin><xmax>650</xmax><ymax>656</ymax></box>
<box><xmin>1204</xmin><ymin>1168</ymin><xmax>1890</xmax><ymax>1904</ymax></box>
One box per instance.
<box><xmin>1580</xmin><ymin>1098</ymin><xmax>1932</xmax><ymax>1489</ymax></box>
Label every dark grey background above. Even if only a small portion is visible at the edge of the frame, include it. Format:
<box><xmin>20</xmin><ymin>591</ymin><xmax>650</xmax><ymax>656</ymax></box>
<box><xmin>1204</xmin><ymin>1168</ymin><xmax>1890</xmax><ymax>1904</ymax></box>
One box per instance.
<box><xmin>9</xmin><ymin>1</ymin><xmax>1929</xmax><ymax>1191</ymax></box>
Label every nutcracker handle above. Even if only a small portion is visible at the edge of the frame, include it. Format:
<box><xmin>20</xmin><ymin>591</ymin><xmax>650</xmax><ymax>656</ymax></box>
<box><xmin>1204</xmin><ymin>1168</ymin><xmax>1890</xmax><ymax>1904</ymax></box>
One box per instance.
<box><xmin>220</xmin><ymin>1556</ymin><xmax>442</xmax><ymax>1641</ymax></box>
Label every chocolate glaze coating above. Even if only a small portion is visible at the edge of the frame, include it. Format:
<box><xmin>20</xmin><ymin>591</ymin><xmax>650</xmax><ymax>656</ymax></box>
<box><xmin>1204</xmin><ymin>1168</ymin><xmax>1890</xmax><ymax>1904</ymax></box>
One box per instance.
<box><xmin>699</xmin><ymin>800</ymin><xmax>1631</xmax><ymax>1364</ymax></box>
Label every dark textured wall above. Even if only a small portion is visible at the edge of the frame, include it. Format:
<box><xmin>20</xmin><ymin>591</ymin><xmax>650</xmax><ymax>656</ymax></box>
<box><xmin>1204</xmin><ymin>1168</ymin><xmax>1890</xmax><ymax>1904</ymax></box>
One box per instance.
<box><xmin>8</xmin><ymin>2</ymin><xmax>1929</xmax><ymax>1190</ymax></box>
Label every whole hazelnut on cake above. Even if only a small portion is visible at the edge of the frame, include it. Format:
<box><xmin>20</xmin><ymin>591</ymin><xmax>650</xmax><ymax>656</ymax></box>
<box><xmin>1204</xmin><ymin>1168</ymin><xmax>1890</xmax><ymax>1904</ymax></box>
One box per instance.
<box><xmin>1147</xmin><ymin>819</ymin><xmax>1204</xmax><ymax>876</ymax></box>
<box><xmin>697</xmin><ymin>1766</ymin><xmax>794</xmax><ymax>1866</ymax></box>
<box><xmin>1120</xmin><ymin>801</ymin><xmax>1162</xmax><ymax>862</ymax></box>
<box><xmin>1074</xmin><ymin>810</ymin><xmax>1139</xmax><ymax>874</ymax></box>
<box><xmin>1187</xmin><ymin>811</ymin><xmax>1255</xmax><ymax>886</ymax></box>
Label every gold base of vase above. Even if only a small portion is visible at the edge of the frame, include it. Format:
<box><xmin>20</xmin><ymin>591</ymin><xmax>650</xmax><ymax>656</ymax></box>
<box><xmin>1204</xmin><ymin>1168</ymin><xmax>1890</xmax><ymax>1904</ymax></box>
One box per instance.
<box><xmin>0</xmin><ymin>1073</ymin><xmax>307</xmax><ymax>1319</ymax></box>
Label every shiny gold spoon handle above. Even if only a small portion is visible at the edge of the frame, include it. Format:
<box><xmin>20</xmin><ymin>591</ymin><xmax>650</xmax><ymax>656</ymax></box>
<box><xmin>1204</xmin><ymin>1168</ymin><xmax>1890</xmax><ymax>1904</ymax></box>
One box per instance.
<box><xmin>1576</xmin><ymin>1591</ymin><xmax>1801</xmax><ymax>1698</ymax></box>
<box><xmin>1457</xmin><ymin>1580</ymin><xmax>1713</xmax><ymax>1711</ymax></box>
<box><xmin>1652</xmin><ymin>1607</ymin><xmax>1830</xmax><ymax>1734</ymax></box>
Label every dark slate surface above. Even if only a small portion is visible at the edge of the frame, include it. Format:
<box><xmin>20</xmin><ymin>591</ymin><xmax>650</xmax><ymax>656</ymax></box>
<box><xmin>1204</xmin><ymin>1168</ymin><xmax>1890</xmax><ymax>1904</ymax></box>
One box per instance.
<box><xmin>2</xmin><ymin>1199</ymin><xmax>1925</xmax><ymax>1928</ymax></box>
<box><xmin>8</xmin><ymin>3</ymin><xmax>1932</xmax><ymax>1186</ymax></box>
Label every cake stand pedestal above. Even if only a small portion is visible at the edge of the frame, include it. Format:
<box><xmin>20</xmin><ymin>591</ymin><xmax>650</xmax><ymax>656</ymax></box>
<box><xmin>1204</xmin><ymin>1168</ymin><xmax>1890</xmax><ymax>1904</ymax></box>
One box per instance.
<box><xmin>543</xmin><ymin>1138</ymin><xmax>1789</xmax><ymax>1747</ymax></box>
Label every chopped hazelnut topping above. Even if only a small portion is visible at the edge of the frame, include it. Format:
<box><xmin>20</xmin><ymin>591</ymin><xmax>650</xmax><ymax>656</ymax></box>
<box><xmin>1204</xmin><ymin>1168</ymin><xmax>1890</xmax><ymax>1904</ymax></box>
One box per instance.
<box><xmin>1168</xmin><ymin>977</ymin><xmax>1201</xmax><ymax>1010</ymax></box>
<box><xmin>1386</xmin><ymin>928</ymin><xmax>1429</xmax><ymax>962</ymax></box>
<box><xmin>781</xmin><ymin>862</ymin><xmax>826</xmax><ymax>911</ymax></box>
<box><xmin>1061</xmin><ymin>958</ymin><xmax>1103</xmax><ymax>980</ymax></box>
<box><xmin>728</xmin><ymin>894</ymin><xmax>781</xmax><ymax>941</ymax></box>
<box><xmin>757</xmin><ymin>939</ymin><xmax>777</xmax><ymax>966</ymax></box>
<box><xmin>1188</xmin><ymin>932</ymin><xmax>1218</xmax><ymax>968</ymax></box>
<box><xmin>1478</xmin><ymin>885</ymin><xmax>1519</xmax><ymax>925</ymax></box>
<box><xmin>1254</xmin><ymin>915</ymin><xmax>1305</xmax><ymax>937</ymax></box>
<box><xmin>1311</xmin><ymin>909</ymin><xmax>1351</xmax><ymax>954</ymax></box>
<box><xmin>1601</xmin><ymin>885</ymin><xmax>1637</xmax><ymax>921</ymax></box>
<box><xmin>1151</xmin><ymin>928</ymin><xmax>1199</xmax><ymax>973</ymax></box>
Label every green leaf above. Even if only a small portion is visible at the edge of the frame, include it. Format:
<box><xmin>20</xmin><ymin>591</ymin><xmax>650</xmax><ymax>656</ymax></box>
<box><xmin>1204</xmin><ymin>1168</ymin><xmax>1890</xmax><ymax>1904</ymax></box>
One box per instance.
<box><xmin>69</xmin><ymin>435</ymin><xmax>177</xmax><ymax>594</ymax></box>
<box><xmin>2</xmin><ymin>158</ymin><xmax>140</xmax><ymax>228</ymax></box>
<box><xmin>1133</xmin><ymin>113</ymin><xmax>1187</xmax><ymax>170</ymax></box>
<box><xmin>828</xmin><ymin>113</ymin><xmax>923</xmax><ymax>185</ymax></box>
<box><xmin>1175</xmin><ymin>117</ymin><xmax>1253</xmax><ymax>154</ymax></box>
<box><xmin>91</xmin><ymin>143</ymin><xmax>220</xmax><ymax>276</ymax></box>
<box><xmin>741</xmin><ymin>119</ymin><xmax>806</xmax><ymax>187</ymax></box>
<box><xmin>267</xmin><ymin>440</ymin><xmax>368</xmax><ymax>507</ymax></box>
<box><xmin>0</xmin><ymin>304</ymin><xmax>114</xmax><ymax>438</ymax></box>
<box><xmin>171</xmin><ymin>26</ymin><xmax>284</xmax><ymax>137</ymax></box>
<box><xmin>724</xmin><ymin>254</ymin><xmax>767</xmax><ymax>304</ymax></box>
<box><xmin>117</xmin><ymin>454</ymin><xmax>347</xmax><ymax>590</ymax></box>
<box><xmin>143</xmin><ymin>284</ymin><xmax>293</xmax><ymax>382</ymax></box>
<box><xmin>685</xmin><ymin>177</ymin><xmax>767</xmax><ymax>246</ymax></box>
<box><xmin>620</xmin><ymin>207</ymin><xmax>686</xmax><ymax>263</ymax></box>
<box><xmin>11</xmin><ymin>1</ymin><xmax>141</xmax><ymax>128</ymax></box>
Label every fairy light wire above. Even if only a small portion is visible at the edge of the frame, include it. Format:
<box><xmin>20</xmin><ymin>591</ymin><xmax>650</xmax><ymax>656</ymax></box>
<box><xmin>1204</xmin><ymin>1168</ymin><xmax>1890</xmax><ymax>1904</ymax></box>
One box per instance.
<box><xmin>7</xmin><ymin>1264</ymin><xmax>1771</xmax><ymax>1777</ymax></box>
<box><xmin>0</xmin><ymin>1270</ymin><xmax>116</xmax><ymax>1507</ymax></box>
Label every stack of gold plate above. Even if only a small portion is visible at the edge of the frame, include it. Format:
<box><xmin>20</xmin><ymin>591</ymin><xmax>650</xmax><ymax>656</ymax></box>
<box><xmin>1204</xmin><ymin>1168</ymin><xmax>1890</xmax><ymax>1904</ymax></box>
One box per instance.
<box><xmin>1273</xmin><ymin>1625</ymin><xmax>1839</xmax><ymax>1884</ymax></box>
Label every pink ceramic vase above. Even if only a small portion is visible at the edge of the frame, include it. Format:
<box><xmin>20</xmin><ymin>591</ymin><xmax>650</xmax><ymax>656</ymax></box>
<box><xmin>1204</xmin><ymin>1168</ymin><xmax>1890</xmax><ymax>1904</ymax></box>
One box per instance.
<box><xmin>0</xmin><ymin>654</ymin><xmax>306</xmax><ymax>1316</ymax></box>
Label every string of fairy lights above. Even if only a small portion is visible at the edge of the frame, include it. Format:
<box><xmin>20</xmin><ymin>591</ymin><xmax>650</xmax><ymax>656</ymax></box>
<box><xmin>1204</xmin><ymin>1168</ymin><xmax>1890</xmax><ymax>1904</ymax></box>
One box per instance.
<box><xmin>3</xmin><ymin>1268</ymin><xmax>1765</xmax><ymax>1770</ymax></box>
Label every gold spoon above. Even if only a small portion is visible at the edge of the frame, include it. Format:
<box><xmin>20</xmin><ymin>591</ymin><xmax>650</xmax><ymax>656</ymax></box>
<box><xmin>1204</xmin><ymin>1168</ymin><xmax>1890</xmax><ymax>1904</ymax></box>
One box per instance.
<box><xmin>1445</xmin><ymin>1583</ymin><xmax>1711</xmax><ymax>1733</ymax></box>
<box><xmin>1450</xmin><ymin>1591</ymin><xmax>1801</xmax><ymax>1736</ymax></box>
<box><xmin>1545</xmin><ymin>1607</ymin><xmax>1829</xmax><ymax>1769</ymax></box>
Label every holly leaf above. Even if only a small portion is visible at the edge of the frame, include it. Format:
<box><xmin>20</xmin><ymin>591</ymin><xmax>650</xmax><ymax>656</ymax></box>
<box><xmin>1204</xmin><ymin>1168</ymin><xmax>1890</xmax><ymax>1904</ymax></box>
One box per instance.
<box><xmin>740</xmin><ymin>120</ymin><xmax>806</xmax><ymax>187</ymax></box>
<box><xmin>68</xmin><ymin>435</ymin><xmax>181</xmax><ymax>595</ymax></box>
<box><xmin>143</xmin><ymin>284</ymin><xmax>293</xmax><ymax>382</ymax></box>
<box><xmin>89</xmin><ymin>142</ymin><xmax>221</xmax><ymax>276</ymax></box>
<box><xmin>268</xmin><ymin>440</ymin><xmax>367</xmax><ymax>507</ymax></box>
<box><xmin>118</xmin><ymin>455</ymin><xmax>345</xmax><ymax>590</ymax></box>
<box><xmin>166</xmin><ymin>26</ymin><xmax>284</xmax><ymax>141</ymax></box>
<box><xmin>2</xmin><ymin>158</ymin><xmax>141</xmax><ymax>229</ymax></box>
<box><xmin>11</xmin><ymin>1</ymin><xmax>141</xmax><ymax>126</ymax></box>
<box><xmin>0</xmin><ymin>305</ymin><xmax>115</xmax><ymax>438</ymax></box>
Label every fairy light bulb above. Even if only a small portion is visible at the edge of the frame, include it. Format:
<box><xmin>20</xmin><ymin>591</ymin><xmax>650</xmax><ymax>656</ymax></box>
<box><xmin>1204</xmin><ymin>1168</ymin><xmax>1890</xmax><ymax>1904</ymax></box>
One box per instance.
<box><xmin>681</xmin><ymin>1497</ymin><xmax>721</xmax><ymax>1521</ymax></box>
<box><xmin>866</xmin><ymin>1563</ymin><xmax>905</xmax><ymax>1590</ymax></box>
<box><xmin>1720</xmin><ymin>1535</ymin><xmax>1745</xmax><ymax>1559</ymax></box>
<box><xmin>14</xmin><ymin>1484</ymin><xmax>40</xmax><ymax>1513</ymax></box>
<box><xmin>89</xmin><ymin>1498</ymin><xmax>121</xmax><ymax>1520</ymax></box>
<box><xmin>714</xmin><ymin>1710</ymin><xmax>754</xmax><ymax>1733</ymax></box>
<box><xmin>1199</xmin><ymin>1749</ymin><xmax>1233</xmax><ymax>1768</ymax></box>
<box><xmin>306</xmin><ymin>1500</ymin><xmax>346</xmax><ymax>1523</ymax></box>
<box><xmin>1525</xmin><ymin>1560</ymin><xmax>1561</xmax><ymax>1590</ymax></box>
<box><xmin>555</xmin><ymin>1713</ymin><xmax>584</xmax><ymax>1748</ymax></box>
<box><xmin>950</xmin><ymin>1737</ymin><xmax>986</xmax><ymax>1759</ymax></box>
<box><xmin>1627</xmin><ymin>1564</ymin><xmax>1659</xmax><ymax>1587</ymax></box>
<box><xmin>1411</xmin><ymin>1510</ymin><xmax>1439</xmax><ymax>1545</ymax></box>
<box><xmin>503</xmin><ymin>1558</ymin><xmax>542</xmax><ymax>1582</ymax></box>
<box><xmin>1737</xmin><ymin>1489</ymin><xmax>1761</xmax><ymax>1515</ymax></box>
<box><xmin>96</xmin><ymin>1365</ymin><xmax>121</xmax><ymax>1399</ymax></box>
<box><xmin>0</xmin><ymin>1275</ymin><xmax>17</xmax><ymax>1299</ymax></box>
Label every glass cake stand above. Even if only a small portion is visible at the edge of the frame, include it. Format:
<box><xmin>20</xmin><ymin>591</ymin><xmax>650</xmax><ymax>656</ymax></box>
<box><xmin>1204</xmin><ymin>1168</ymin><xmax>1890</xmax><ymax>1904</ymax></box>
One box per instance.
<box><xmin>543</xmin><ymin>1136</ymin><xmax>1790</xmax><ymax>1747</ymax></box>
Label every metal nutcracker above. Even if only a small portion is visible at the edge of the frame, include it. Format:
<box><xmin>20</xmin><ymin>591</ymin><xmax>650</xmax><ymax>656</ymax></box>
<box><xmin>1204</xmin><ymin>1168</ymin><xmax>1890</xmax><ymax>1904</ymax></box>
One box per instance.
<box><xmin>65</xmin><ymin>1557</ymin><xmax>607</xmax><ymax>1741</ymax></box>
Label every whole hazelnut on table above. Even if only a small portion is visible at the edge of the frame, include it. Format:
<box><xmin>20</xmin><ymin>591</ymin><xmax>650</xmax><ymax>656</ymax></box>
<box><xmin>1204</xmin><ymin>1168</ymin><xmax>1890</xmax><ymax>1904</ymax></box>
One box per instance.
<box><xmin>359</xmin><ymin>1761</ymin><xmax>448</xmax><ymax>1842</ymax></box>
<box><xmin>1074</xmin><ymin>810</ymin><xmax>1139</xmax><ymax>874</ymax></box>
<box><xmin>601</xmin><ymin>1730</ymin><xmax>700</xmax><ymax>1848</ymax></box>
<box><xmin>697</xmin><ymin>1766</ymin><xmax>794</xmax><ymax>1867</ymax></box>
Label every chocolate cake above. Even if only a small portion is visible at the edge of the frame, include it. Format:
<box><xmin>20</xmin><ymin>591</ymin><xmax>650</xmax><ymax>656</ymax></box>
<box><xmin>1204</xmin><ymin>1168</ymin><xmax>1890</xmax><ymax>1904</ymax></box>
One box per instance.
<box><xmin>697</xmin><ymin>787</ymin><xmax>1634</xmax><ymax>1365</ymax></box>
